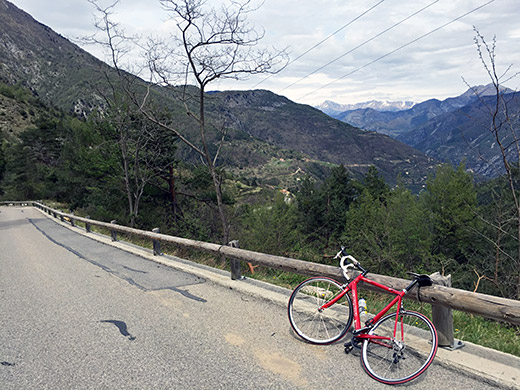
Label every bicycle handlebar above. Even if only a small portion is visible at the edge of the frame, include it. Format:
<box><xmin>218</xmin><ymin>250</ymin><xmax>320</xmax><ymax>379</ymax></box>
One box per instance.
<box><xmin>335</xmin><ymin>247</ymin><xmax>432</xmax><ymax>290</ymax></box>
<box><xmin>334</xmin><ymin>247</ymin><xmax>366</xmax><ymax>280</ymax></box>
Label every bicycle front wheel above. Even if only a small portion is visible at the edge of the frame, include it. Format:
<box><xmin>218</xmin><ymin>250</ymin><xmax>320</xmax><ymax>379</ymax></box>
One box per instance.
<box><xmin>361</xmin><ymin>310</ymin><xmax>438</xmax><ymax>384</ymax></box>
<box><xmin>288</xmin><ymin>277</ymin><xmax>353</xmax><ymax>344</ymax></box>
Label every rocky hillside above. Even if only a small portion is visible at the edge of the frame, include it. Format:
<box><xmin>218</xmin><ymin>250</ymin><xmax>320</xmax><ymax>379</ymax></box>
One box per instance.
<box><xmin>0</xmin><ymin>0</ymin><xmax>114</xmax><ymax>113</ymax></box>
<box><xmin>0</xmin><ymin>86</ymin><xmax>37</xmax><ymax>141</ymax></box>
<box><xmin>209</xmin><ymin>90</ymin><xmax>435</xmax><ymax>184</ymax></box>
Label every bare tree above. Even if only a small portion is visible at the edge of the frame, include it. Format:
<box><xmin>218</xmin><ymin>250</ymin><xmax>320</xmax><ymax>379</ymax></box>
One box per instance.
<box><xmin>99</xmin><ymin>100</ymin><xmax>177</xmax><ymax>226</ymax></box>
<box><xmin>85</xmin><ymin>0</ymin><xmax>178</xmax><ymax>226</ymax></box>
<box><xmin>466</xmin><ymin>28</ymin><xmax>520</xmax><ymax>298</ymax></box>
<box><xmin>137</xmin><ymin>0</ymin><xmax>287</xmax><ymax>243</ymax></box>
<box><xmin>87</xmin><ymin>0</ymin><xmax>286</xmax><ymax>242</ymax></box>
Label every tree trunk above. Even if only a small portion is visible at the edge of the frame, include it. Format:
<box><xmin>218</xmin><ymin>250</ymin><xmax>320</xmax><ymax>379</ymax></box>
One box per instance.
<box><xmin>198</xmin><ymin>87</ymin><xmax>229</xmax><ymax>244</ymax></box>
<box><xmin>168</xmin><ymin>165</ymin><xmax>177</xmax><ymax>220</ymax></box>
<box><xmin>120</xmin><ymin>131</ymin><xmax>135</xmax><ymax>225</ymax></box>
<box><xmin>517</xmin><ymin>207</ymin><xmax>520</xmax><ymax>299</ymax></box>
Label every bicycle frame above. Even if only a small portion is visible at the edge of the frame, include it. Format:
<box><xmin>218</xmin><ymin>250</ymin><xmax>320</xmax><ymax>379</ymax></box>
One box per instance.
<box><xmin>319</xmin><ymin>272</ymin><xmax>407</xmax><ymax>341</ymax></box>
<box><xmin>288</xmin><ymin>251</ymin><xmax>438</xmax><ymax>385</ymax></box>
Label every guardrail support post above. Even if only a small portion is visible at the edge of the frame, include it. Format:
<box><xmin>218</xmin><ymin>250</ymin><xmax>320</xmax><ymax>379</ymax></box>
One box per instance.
<box><xmin>85</xmin><ymin>216</ymin><xmax>91</xmax><ymax>233</ymax></box>
<box><xmin>228</xmin><ymin>240</ymin><xmax>243</xmax><ymax>280</ymax></box>
<box><xmin>430</xmin><ymin>272</ymin><xmax>463</xmax><ymax>350</ymax></box>
<box><xmin>152</xmin><ymin>228</ymin><xmax>162</xmax><ymax>256</ymax></box>
<box><xmin>110</xmin><ymin>220</ymin><xmax>118</xmax><ymax>241</ymax></box>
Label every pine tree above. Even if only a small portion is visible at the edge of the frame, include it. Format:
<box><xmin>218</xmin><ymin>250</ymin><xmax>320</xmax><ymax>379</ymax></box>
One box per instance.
<box><xmin>420</xmin><ymin>163</ymin><xmax>480</xmax><ymax>268</ymax></box>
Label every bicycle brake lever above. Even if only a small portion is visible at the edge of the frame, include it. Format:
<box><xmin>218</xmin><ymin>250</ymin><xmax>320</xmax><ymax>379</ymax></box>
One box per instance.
<box><xmin>340</xmin><ymin>262</ymin><xmax>354</xmax><ymax>281</ymax></box>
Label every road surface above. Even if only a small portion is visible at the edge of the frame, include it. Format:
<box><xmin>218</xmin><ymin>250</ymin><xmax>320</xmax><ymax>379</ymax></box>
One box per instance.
<box><xmin>0</xmin><ymin>206</ymin><xmax>500</xmax><ymax>389</ymax></box>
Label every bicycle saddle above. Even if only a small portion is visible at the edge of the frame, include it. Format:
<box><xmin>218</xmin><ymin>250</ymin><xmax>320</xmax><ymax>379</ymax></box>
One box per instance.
<box><xmin>407</xmin><ymin>272</ymin><xmax>433</xmax><ymax>287</ymax></box>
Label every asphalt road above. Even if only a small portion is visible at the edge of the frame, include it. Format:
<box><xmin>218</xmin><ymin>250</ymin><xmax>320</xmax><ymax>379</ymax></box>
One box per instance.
<box><xmin>0</xmin><ymin>206</ymin><xmax>500</xmax><ymax>389</ymax></box>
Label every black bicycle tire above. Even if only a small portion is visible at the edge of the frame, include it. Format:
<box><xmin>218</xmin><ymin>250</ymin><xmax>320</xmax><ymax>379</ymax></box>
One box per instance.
<box><xmin>287</xmin><ymin>276</ymin><xmax>353</xmax><ymax>344</ymax></box>
<box><xmin>360</xmin><ymin>310</ymin><xmax>438</xmax><ymax>384</ymax></box>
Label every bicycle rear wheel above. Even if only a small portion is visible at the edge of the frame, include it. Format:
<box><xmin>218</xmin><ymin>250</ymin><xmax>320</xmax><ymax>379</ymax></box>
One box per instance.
<box><xmin>361</xmin><ymin>310</ymin><xmax>438</xmax><ymax>384</ymax></box>
<box><xmin>288</xmin><ymin>277</ymin><xmax>353</xmax><ymax>344</ymax></box>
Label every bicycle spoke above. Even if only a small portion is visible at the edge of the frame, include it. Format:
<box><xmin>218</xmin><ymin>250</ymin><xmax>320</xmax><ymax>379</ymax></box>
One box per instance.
<box><xmin>361</xmin><ymin>311</ymin><xmax>438</xmax><ymax>384</ymax></box>
<box><xmin>288</xmin><ymin>277</ymin><xmax>353</xmax><ymax>344</ymax></box>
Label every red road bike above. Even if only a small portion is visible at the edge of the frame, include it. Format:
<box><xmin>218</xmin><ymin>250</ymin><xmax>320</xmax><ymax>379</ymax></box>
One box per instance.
<box><xmin>288</xmin><ymin>247</ymin><xmax>438</xmax><ymax>385</ymax></box>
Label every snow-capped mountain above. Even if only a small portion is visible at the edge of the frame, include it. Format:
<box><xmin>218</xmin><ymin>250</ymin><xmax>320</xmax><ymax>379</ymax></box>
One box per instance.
<box><xmin>316</xmin><ymin>99</ymin><xmax>415</xmax><ymax>116</ymax></box>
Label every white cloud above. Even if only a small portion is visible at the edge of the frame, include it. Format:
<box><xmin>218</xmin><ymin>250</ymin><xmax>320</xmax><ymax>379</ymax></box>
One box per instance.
<box><xmin>7</xmin><ymin>0</ymin><xmax>520</xmax><ymax>105</ymax></box>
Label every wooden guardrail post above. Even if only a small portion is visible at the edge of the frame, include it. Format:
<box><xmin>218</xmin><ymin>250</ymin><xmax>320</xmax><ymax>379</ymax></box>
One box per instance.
<box><xmin>110</xmin><ymin>220</ymin><xmax>118</xmax><ymax>241</ymax></box>
<box><xmin>430</xmin><ymin>272</ymin><xmax>463</xmax><ymax>349</ymax></box>
<box><xmin>85</xmin><ymin>216</ymin><xmax>92</xmax><ymax>233</ymax></box>
<box><xmin>228</xmin><ymin>240</ymin><xmax>243</xmax><ymax>280</ymax></box>
<box><xmin>152</xmin><ymin>228</ymin><xmax>162</xmax><ymax>256</ymax></box>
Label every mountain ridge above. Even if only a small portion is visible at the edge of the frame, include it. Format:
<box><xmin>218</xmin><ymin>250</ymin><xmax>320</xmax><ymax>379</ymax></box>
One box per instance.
<box><xmin>0</xmin><ymin>0</ymin><xmax>109</xmax><ymax>112</ymax></box>
<box><xmin>316</xmin><ymin>99</ymin><xmax>415</xmax><ymax>116</ymax></box>
<box><xmin>0</xmin><ymin>0</ymin><xmax>437</xmax><ymax>187</ymax></box>
<box><xmin>397</xmin><ymin>91</ymin><xmax>520</xmax><ymax>177</ymax></box>
<box><xmin>324</xmin><ymin>84</ymin><xmax>517</xmax><ymax>177</ymax></box>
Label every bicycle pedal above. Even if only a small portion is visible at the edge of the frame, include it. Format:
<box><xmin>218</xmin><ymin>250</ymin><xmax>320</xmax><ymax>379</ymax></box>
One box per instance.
<box><xmin>344</xmin><ymin>342</ymin><xmax>354</xmax><ymax>354</ymax></box>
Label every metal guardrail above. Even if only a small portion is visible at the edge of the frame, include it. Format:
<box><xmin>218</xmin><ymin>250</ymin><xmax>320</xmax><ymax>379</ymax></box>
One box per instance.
<box><xmin>2</xmin><ymin>201</ymin><xmax>519</xmax><ymax>348</ymax></box>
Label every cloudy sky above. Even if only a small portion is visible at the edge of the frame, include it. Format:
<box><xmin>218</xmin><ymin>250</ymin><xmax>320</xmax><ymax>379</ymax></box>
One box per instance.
<box><xmin>7</xmin><ymin>0</ymin><xmax>520</xmax><ymax>106</ymax></box>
